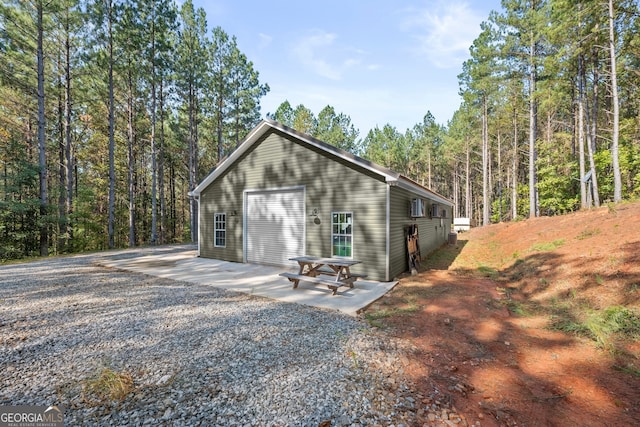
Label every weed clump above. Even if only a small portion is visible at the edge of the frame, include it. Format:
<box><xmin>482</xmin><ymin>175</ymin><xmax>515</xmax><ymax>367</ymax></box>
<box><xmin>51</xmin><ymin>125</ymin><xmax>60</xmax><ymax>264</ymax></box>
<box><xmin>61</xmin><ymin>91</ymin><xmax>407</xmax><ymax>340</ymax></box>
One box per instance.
<box><xmin>82</xmin><ymin>367</ymin><xmax>135</xmax><ymax>405</ymax></box>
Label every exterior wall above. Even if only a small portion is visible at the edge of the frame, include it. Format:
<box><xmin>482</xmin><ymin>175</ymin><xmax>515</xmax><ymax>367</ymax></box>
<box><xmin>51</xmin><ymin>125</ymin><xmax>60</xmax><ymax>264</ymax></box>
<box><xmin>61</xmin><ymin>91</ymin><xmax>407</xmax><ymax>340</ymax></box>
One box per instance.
<box><xmin>388</xmin><ymin>186</ymin><xmax>453</xmax><ymax>279</ymax></box>
<box><xmin>199</xmin><ymin>130</ymin><xmax>389</xmax><ymax>280</ymax></box>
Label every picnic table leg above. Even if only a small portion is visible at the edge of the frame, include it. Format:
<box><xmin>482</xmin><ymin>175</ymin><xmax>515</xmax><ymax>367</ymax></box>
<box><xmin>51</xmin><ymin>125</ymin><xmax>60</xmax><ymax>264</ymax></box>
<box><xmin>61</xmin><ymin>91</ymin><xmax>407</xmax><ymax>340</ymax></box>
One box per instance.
<box><xmin>344</xmin><ymin>267</ymin><xmax>354</xmax><ymax>288</ymax></box>
<box><xmin>287</xmin><ymin>262</ymin><xmax>305</xmax><ymax>289</ymax></box>
<box><xmin>327</xmin><ymin>270</ymin><xmax>340</xmax><ymax>295</ymax></box>
<box><xmin>297</xmin><ymin>261</ymin><xmax>306</xmax><ymax>275</ymax></box>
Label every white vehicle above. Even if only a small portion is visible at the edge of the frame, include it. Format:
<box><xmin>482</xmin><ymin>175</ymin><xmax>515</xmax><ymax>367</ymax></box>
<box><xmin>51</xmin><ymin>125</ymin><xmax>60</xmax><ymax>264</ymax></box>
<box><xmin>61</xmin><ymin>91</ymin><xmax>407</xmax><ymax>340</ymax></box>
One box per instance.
<box><xmin>453</xmin><ymin>217</ymin><xmax>471</xmax><ymax>233</ymax></box>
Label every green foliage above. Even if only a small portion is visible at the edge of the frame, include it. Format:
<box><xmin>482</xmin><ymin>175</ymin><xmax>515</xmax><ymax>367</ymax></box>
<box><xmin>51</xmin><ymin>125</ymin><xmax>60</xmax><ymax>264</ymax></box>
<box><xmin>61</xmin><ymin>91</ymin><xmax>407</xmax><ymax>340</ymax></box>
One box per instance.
<box><xmin>491</xmin><ymin>196</ymin><xmax>509</xmax><ymax>223</ymax></box>
<box><xmin>269</xmin><ymin>100</ymin><xmax>294</xmax><ymax>127</ymax></box>
<box><xmin>554</xmin><ymin>306</ymin><xmax>640</xmax><ymax>349</ymax></box>
<box><xmin>2</xmin><ymin>0</ymin><xmax>640</xmax><ymax>261</ymax></box>
<box><xmin>268</xmin><ymin>102</ymin><xmax>360</xmax><ymax>155</ymax></box>
<box><xmin>537</xmin><ymin>132</ymin><xmax>579</xmax><ymax>215</ymax></box>
<box><xmin>0</xmin><ymin>0</ymin><xmax>270</xmax><ymax>258</ymax></box>
<box><xmin>315</xmin><ymin>105</ymin><xmax>360</xmax><ymax>154</ymax></box>
<box><xmin>364</xmin><ymin>303</ymin><xmax>421</xmax><ymax>327</ymax></box>
<box><xmin>528</xmin><ymin>239</ymin><xmax>565</xmax><ymax>252</ymax></box>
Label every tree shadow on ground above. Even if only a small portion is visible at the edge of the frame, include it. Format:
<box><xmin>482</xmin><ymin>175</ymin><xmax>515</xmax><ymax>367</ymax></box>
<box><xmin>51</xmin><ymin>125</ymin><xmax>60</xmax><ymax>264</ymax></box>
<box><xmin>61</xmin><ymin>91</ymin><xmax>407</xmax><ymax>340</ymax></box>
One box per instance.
<box><xmin>367</xmin><ymin>235</ymin><xmax>640</xmax><ymax>426</ymax></box>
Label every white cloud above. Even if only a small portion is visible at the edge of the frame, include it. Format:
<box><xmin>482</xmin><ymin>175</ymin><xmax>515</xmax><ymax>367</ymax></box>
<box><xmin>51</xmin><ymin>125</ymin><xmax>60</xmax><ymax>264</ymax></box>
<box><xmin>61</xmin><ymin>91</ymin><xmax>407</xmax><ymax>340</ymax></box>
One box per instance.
<box><xmin>291</xmin><ymin>30</ymin><xmax>342</xmax><ymax>80</ymax></box>
<box><xmin>402</xmin><ymin>1</ymin><xmax>483</xmax><ymax>69</ymax></box>
<box><xmin>290</xmin><ymin>30</ymin><xmax>375</xmax><ymax>80</ymax></box>
<box><xmin>258</xmin><ymin>33</ymin><xmax>272</xmax><ymax>49</ymax></box>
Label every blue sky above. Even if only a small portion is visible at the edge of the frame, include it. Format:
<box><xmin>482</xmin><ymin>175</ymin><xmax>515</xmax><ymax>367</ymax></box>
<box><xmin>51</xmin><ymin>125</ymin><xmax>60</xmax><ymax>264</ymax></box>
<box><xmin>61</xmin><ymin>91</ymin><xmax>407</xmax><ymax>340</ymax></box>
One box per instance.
<box><xmin>192</xmin><ymin>0</ymin><xmax>503</xmax><ymax>136</ymax></box>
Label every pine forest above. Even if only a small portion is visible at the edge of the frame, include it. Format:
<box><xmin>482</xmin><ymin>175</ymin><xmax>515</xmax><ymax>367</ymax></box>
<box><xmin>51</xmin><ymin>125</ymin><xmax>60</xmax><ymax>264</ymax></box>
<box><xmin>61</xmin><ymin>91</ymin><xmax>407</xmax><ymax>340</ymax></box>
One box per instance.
<box><xmin>1</xmin><ymin>0</ymin><xmax>639</xmax><ymax>261</ymax></box>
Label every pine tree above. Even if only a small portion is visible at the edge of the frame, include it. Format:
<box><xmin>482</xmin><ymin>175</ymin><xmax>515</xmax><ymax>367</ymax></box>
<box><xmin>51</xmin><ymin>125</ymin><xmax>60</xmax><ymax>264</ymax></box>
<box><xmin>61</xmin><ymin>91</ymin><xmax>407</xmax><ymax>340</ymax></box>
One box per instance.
<box><xmin>176</xmin><ymin>0</ymin><xmax>208</xmax><ymax>243</ymax></box>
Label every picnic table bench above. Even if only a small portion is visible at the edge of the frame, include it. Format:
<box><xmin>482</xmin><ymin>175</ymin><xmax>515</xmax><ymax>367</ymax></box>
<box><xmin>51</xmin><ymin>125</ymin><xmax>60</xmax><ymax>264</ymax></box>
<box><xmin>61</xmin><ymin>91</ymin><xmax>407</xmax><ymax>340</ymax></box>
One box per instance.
<box><xmin>279</xmin><ymin>256</ymin><xmax>366</xmax><ymax>295</ymax></box>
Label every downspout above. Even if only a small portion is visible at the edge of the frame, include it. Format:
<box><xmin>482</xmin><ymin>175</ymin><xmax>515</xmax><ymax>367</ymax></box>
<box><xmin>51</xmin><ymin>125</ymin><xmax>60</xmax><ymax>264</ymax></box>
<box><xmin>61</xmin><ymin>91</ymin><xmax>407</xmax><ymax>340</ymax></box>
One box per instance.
<box><xmin>385</xmin><ymin>183</ymin><xmax>391</xmax><ymax>282</ymax></box>
<box><xmin>190</xmin><ymin>193</ymin><xmax>200</xmax><ymax>257</ymax></box>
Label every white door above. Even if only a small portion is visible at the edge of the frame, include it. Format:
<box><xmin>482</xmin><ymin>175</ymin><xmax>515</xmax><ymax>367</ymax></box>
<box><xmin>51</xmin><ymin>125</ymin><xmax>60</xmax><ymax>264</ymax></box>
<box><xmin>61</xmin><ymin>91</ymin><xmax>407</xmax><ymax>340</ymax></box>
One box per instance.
<box><xmin>245</xmin><ymin>188</ymin><xmax>304</xmax><ymax>266</ymax></box>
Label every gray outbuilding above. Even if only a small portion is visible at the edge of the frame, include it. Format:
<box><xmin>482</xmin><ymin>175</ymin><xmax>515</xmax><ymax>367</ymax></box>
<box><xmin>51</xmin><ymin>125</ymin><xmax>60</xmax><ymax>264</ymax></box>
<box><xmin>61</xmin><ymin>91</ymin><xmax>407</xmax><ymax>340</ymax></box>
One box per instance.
<box><xmin>190</xmin><ymin>119</ymin><xmax>453</xmax><ymax>281</ymax></box>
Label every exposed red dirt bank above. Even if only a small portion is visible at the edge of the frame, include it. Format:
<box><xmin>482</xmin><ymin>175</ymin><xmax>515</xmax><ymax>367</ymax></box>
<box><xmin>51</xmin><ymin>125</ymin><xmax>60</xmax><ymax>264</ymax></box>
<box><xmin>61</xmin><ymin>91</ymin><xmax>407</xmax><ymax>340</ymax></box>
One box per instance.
<box><xmin>367</xmin><ymin>203</ymin><xmax>640</xmax><ymax>426</ymax></box>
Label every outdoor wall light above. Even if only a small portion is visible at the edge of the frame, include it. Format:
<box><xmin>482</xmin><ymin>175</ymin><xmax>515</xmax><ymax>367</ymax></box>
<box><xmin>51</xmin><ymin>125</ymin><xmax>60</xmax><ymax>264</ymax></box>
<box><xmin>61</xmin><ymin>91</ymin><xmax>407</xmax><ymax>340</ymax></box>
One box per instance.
<box><xmin>230</xmin><ymin>210</ymin><xmax>237</xmax><ymax>216</ymax></box>
<box><xmin>310</xmin><ymin>208</ymin><xmax>321</xmax><ymax>225</ymax></box>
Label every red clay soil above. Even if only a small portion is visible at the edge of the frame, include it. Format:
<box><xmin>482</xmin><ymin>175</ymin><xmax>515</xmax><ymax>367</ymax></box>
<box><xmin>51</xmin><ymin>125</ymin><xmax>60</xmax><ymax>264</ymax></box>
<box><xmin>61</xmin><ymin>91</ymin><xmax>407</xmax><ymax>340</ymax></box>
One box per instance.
<box><xmin>367</xmin><ymin>202</ymin><xmax>640</xmax><ymax>426</ymax></box>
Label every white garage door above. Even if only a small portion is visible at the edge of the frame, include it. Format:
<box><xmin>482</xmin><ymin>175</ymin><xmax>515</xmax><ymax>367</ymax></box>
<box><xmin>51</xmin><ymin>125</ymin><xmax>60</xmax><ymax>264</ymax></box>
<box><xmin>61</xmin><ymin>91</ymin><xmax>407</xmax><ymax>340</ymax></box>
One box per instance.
<box><xmin>246</xmin><ymin>188</ymin><xmax>304</xmax><ymax>266</ymax></box>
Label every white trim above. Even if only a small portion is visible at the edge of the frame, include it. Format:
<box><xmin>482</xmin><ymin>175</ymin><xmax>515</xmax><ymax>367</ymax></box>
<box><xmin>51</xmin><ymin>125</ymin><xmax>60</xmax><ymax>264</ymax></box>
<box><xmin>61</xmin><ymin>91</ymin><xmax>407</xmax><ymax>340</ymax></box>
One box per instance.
<box><xmin>242</xmin><ymin>192</ymin><xmax>247</xmax><ymax>263</ymax></box>
<box><xmin>213</xmin><ymin>212</ymin><xmax>226</xmax><ymax>248</ymax></box>
<box><xmin>385</xmin><ymin>184</ymin><xmax>390</xmax><ymax>282</ymax></box>
<box><xmin>330</xmin><ymin>211</ymin><xmax>354</xmax><ymax>259</ymax></box>
<box><xmin>395</xmin><ymin>178</ymin><xmax>453</xmax><ymax>207</ymax></box>
<box><xmin>196</xmin><ymin>195</ymin><xmax>201</xmax><ymax>256</ymax></box>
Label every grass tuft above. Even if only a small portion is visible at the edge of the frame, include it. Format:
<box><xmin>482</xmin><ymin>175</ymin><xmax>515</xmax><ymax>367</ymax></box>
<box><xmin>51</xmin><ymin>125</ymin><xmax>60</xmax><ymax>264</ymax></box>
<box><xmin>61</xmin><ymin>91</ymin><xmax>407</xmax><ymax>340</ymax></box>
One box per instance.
<box><xmin>529</xmin><ymin>239</ymin><xmax>565</xmax><ymax>252</ymax></box>
<box><xmin>552</xmin><ymin>306</ymin><xmax>640</xmax><ymax>349</ymax></box>
<box><xmin>364</xmin><ymin>304</ymin><xmax>421</xmax><ymax>327</ymax></box>
<box><xmin>577</xmin><ymin>228</ymin><xmax>601</xmax><ymax>240</ymax></box>
<box><xmin>477</xmin><ymin>265</ymin><xmax>499</xmax><ymax>279</ymax></box>
<box><xmin>82</xmin><ymin>367</ymin><xmax>135</xmax><ymax>405</ymax></box>
<box><xmin>502</xmin><ymin>300</ymin><xmax>533</xmax><ymax>317</ymax></box>
<box><xmin>613</xmin><ymin>364</ymin><xmax>640</xmax><ymax>377</ymax></box>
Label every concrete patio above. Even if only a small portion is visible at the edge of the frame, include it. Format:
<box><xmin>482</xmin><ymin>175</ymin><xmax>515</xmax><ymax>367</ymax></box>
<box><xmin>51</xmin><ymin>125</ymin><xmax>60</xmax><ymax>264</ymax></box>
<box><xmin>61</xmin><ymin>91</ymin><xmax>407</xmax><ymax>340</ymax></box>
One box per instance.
<box><xmin>97</xmin><ymin>246</ymin><xmax>397</xmax><ymax>317</ymax></box>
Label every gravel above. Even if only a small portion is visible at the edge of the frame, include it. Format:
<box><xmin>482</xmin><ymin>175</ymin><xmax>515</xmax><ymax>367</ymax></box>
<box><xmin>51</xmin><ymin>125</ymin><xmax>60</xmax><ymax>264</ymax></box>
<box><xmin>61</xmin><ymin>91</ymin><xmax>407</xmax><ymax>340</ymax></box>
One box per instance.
<box><xmin>0</xmin><ymin>248</ymin><xmax>422</xmax><ymax>426</ymax></box>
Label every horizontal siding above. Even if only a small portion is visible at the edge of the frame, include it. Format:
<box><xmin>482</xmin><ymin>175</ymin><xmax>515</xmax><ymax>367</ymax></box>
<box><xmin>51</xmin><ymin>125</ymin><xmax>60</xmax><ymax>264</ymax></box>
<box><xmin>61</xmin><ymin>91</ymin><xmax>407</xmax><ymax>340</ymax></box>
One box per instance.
<box><xmin>200</xmin><ymin>131</ymin><xmax>388</xmax><ymax>281</ymax></box>
<box><xmin>389</xmin><ymin>186</ymin><xmax>453</xmax><ymax>279</ymax></box>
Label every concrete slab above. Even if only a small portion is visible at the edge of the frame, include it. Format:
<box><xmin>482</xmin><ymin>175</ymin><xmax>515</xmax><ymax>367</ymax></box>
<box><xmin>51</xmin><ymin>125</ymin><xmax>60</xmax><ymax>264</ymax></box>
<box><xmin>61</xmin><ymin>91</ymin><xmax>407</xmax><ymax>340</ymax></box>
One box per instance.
<box><xmin>98</xmin><ymin>248</ymin><xmax>397</xmax><ymax>317</ymax></box>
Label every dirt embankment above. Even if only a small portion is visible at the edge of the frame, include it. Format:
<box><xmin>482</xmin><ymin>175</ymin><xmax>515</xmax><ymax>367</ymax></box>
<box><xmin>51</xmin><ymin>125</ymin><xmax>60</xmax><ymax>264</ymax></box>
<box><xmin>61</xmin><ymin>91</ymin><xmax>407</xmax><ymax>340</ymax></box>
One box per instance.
<box><xmin>366</xmin><ymin>202</ymin><xmax>640</xmax><ymax>426</ymax></box>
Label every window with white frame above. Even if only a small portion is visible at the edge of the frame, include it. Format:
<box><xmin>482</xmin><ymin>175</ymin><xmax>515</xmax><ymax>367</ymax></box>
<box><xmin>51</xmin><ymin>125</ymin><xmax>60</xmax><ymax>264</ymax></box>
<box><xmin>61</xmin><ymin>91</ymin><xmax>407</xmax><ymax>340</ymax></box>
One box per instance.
<box><xmin>410</xmin><ymin>198</ymin><xmax>426</xmax><ymax>217</ymax></box>
<box><xmin>332</xmin><ymin>212</ymin><xmax>352</xmax><ymax>257</ymax></box>
<box><xmin>214</xmin><ymin>213</ymin><xmax>226</xmax><ymax>247</ymax></box>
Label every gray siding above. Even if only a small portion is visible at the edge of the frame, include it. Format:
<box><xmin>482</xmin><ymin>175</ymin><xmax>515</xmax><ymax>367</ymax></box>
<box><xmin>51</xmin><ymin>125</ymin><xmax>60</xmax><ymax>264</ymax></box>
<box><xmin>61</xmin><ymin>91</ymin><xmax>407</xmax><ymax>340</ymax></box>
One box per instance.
<box><xmin>388</xmin><ymin>186</ymin><xmax>453</xmax><ymax>279</ymax></box>
<box><xmin>200</xmin><ymin>130</ymin><xmax>389</xmax><ymax>280</ymax></box>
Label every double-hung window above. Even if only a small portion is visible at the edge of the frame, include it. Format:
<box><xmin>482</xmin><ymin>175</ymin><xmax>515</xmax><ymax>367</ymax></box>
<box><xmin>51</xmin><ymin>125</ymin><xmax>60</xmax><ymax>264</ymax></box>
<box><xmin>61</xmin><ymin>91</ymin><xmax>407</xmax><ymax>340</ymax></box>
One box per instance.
<box><xmin>332</xmin><ymin>212</ymin><xmax>352</xmax><ymax>257</ymax></box>
<box><xmin>214</xmin><ymin>213</ymin><xmax>226</xmax><ymax>247</ymax></box>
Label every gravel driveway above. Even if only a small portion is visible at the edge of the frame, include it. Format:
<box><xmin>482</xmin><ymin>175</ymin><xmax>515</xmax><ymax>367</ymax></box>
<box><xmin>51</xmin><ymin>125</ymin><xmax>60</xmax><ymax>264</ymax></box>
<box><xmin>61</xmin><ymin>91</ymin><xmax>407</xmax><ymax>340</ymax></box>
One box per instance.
<box><xmin>0</xmin><ymin>248</ymin><xmax>419</xmax><ymax>426</ymax></box>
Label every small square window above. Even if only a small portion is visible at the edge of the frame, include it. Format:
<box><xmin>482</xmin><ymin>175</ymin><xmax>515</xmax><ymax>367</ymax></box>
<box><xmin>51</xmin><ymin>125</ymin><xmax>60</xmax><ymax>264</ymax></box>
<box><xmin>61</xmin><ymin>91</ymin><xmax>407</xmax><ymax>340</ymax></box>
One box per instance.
<box><xmin>410</xmin><ymin>198</ymin><xmax>425</xmax><ymax>217</ymax></box>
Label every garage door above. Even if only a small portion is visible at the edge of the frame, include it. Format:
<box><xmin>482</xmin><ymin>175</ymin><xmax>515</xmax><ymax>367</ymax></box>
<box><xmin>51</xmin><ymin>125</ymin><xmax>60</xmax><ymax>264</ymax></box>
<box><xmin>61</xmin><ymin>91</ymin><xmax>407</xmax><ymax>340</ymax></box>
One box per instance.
<box><xmin>246</xmin><ymin>188</ymin><xmax>304</xmax><ymax>266</ymax></box>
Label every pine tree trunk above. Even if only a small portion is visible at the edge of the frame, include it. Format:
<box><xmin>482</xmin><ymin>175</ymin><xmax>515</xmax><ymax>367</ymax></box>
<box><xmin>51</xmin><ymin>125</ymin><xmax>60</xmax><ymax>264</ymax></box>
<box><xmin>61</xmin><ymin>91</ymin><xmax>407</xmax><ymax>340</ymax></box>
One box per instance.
<box><xmin>588</xmin><ymin>52</ymin><xmax>600</xmax><ymax>207</ymax></box>
<box><xmin>150</xmin><ymin>23</ymin><xmax>158</xmax><ymax>246</ymax></box>
<box><xmin>37</xmin><ymin>1</ymin><xmax>48</xmax><ymax>256</ymax></box>
<box><xmin>65</xmin><ymin>9</ymin><xmax>73</xmax><ymax>247</ymax></box>
<box><xmin>128</xmin><ymin>71</ymin><xmax>136</xmax><ymax>247</ymax></box>
<box><xmin>578</xmin><ymin>53</ymin><xmax>587</xmax><ymax>208</ymax></box>
<box><xmin>58</xmin><ymin>49</ymin><xmax>67</xmax><ymax>254</ymax></box>
<box><xmin>465</xmin><ymin>139</ymin><xmax>471</xmax><ymax>219</ymax></box>
<box><xmin>528</xmin><ymin>34</ymin><xmax>538</xmax><ymax>218</ymax></box>
<box><xmin>608</xmin><ymin>0</ymin><xmax>622</xmax><ymax>202</ymax></box>
<box><xmin>512</xmin><ymin>108</ymin><xmax>518</xmax><ymax>221</ymax></box>
<box><xmin>497</xmin><ymin>131</ymin><xmax>502</xmax><ymax>222</ymax></box>
<box><xmin>482</xmin><ymin>96</ymin><xmax>490</xmax><ymax>226</ymax></box>
<box><xmin>107</xmin><ymin>0</ymin><xmax>116</xmax><ymax>249</ymax></box>
<box><xmin>189</xmin><ymin>84</ymin><xmax>198</xmax><ymax>243</ymax></box>
<box><xmin>159</xmin><ymin>77</ymin><xmax>166</xmax><ymax>245</ymax></box>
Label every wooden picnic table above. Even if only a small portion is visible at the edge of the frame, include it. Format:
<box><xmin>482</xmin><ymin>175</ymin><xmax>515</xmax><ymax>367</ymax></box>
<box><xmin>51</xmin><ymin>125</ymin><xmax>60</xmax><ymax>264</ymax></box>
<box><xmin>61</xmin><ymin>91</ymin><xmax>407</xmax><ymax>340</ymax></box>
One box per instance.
<box><xmin>279</xmin><ymin>256</ymin><xmax>365</xmax><ymax>295</ymax></box>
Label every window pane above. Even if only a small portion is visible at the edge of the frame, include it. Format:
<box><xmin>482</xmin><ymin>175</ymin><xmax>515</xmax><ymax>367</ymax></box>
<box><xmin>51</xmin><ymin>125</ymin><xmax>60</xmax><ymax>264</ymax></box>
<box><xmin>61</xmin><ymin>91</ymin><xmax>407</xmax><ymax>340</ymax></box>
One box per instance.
<box><xmin>331</xmin><ymin>212</ymin><xmax>352</xmax><ymax>257</ymax></box>
<box><xmin>214</xmin><ymin>213</ymin><xmax>226</xmax><ymax>247</ymax></box>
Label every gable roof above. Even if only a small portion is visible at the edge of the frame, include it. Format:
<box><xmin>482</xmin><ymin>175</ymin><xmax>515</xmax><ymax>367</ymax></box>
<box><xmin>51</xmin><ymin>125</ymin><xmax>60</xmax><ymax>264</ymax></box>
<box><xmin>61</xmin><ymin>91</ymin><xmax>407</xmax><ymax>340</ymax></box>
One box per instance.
<box><xmin>191</xmin><ymin>119</ymin><xmax>453</xmax><ymax>207</ymax></box>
